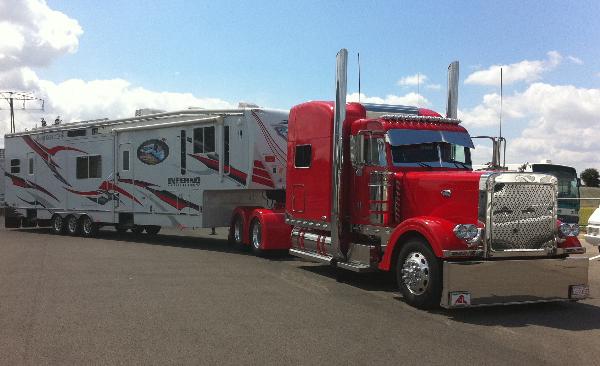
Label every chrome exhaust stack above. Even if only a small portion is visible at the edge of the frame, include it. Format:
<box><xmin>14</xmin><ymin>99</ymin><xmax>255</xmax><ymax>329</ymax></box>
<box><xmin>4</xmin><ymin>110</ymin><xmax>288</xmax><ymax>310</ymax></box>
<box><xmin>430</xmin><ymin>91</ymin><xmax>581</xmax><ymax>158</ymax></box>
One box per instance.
<box><xmin>446</xmin><ymin>61</ymin><xmax>459</xmax><ymax>119</ymax></box>
<box><xmin>331</xmin><ymin>49</ymin><xmax>348</xmax><ymax>260</ymax></box>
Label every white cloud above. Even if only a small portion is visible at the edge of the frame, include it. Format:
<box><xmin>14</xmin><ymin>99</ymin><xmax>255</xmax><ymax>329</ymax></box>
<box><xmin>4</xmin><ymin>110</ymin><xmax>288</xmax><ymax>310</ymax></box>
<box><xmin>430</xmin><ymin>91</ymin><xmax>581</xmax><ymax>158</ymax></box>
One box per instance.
<box><xmin>347</xmin><ymin>92</ymin><xmax>431</xmax><ymax>107</ymax></box>
<box><xmin>0</xmin><ymin>0</ymin><xmax>82</xmax><ymax>70</ymax></box>
<box><xmin>465</xmin><ymin>51</ymin><xmax>562</xmax><ymax>86</ymax></box>
<box><xmin>397</xmin><ymin>73</ymin><xmax>428</xmax><ymax>86</ymax></box>
<box><xmin>567</xmin><ymin>55</ymin><xmax>583</xmax><ymax>65</ymax></box>
<box><xmin>466</xmin><ymin>82</ymin><xmax>600</xmax><ymax>171</ymax></box>
<box><xmin>0</xmin><ymin>0</ymin><xmax>234</xmax><ymax>145</ymax></box>
<box><xmin>425</xmin><ymin>84</ymin><xmax>441</xmax><ymax>90</ymax></box>
<box><xmin>459</xmin><ymin>92</ymin><xmax>525</xmax><ymax>128</ymax></box>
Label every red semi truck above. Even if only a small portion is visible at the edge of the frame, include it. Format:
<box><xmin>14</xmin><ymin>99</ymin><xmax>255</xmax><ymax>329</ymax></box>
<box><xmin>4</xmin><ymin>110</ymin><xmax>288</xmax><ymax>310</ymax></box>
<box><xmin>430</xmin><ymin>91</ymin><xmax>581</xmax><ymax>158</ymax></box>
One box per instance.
<box><xmin>230</xmin><ymin>49</ymin><xmax>589</xmax><ymax>308</ymax></box>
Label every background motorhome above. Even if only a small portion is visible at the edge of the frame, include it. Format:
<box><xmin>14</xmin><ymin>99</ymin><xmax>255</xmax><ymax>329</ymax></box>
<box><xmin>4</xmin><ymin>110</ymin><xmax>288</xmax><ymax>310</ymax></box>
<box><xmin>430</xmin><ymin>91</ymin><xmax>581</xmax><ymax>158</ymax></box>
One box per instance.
<box><xmin>3</xmin><ymin>107</ymin><xmax>289</xmax><ymax>238</ymax></box>
<box><xmin>474</xmin><ymin>160</ymin><xmax>580</xmax><ymax>223</ymax></box>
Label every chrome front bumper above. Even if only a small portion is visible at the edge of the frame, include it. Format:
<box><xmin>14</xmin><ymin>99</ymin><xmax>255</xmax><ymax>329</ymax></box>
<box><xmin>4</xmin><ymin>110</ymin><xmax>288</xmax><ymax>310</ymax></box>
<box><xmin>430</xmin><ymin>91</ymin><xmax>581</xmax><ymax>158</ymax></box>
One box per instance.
<box><xmin>441</xmin><ymin>257</ymin><xmax>589</xmax><ymax>308</ymax></box>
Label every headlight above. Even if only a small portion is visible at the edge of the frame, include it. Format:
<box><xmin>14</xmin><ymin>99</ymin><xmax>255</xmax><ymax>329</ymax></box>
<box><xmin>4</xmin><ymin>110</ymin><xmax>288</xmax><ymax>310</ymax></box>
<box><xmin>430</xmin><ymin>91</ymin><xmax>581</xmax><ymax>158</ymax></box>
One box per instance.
<box><xmin>559</xmin><ymin>223</ymin><xmax>580</xmax><ymax>237</ymax></box>
<box><xmin>454</xmin><ymin>224</ymin><xmax>480</xmax><ymax>241</ymax></box>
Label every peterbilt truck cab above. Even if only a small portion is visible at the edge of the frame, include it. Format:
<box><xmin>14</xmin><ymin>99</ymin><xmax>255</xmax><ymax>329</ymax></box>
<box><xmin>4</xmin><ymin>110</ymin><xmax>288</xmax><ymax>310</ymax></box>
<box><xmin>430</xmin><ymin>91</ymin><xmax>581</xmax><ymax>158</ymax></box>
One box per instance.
<box><xmin>284</xmin><ymin>49</ymin><xmax>589</xmax><ymax>308</ymax></box>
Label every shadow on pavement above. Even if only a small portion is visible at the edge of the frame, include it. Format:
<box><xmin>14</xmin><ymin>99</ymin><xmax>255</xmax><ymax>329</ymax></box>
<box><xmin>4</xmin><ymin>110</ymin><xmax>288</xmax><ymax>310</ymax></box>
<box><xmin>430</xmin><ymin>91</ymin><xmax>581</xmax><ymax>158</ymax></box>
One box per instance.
<box><xmin>299</xmin><ymin>263</ymin><xmax>600</xmax><ymax>332</ymax></box>
<box><xmin>11</xmin><ymin>227</ymin><xmax>294</xmax><ymax>261</ymax></box>
<box><xmin>439</xmin><ymin>301</ymin><xmax>600</xmax><ymax>331</ymax></box>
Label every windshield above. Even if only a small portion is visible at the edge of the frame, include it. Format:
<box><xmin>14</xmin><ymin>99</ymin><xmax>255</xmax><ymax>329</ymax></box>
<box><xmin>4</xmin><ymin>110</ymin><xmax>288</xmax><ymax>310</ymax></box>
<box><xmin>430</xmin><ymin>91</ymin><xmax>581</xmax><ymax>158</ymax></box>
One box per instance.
<box><xmin>390</xmin><ymin>142</ymin><xmax>472</xmax><ymax>168</ymax></box>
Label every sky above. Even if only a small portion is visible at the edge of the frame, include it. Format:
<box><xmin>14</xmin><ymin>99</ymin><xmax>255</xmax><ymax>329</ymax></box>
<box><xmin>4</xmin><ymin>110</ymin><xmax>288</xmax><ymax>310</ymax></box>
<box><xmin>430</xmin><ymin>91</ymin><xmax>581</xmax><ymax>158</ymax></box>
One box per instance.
<box><xmin>1</xmin><ymin>0</ymin><xmax>600</xmax><ymax>171</ymax></box>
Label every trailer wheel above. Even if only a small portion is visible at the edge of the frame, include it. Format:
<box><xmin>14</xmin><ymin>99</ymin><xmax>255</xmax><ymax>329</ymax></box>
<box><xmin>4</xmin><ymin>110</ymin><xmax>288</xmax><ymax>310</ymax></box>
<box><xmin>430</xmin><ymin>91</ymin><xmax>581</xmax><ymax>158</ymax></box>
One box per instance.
<box><xmin>250</xmin><ymin>218</ymin><xmax>264</xmax><ymax>256</ymax></box>
<box><xmin>145</xmin><ymin>226</ymin><xmax>161</xmax><ymax>235</ymax></box>
<box><xmin>80</xmin><ymin>215</ymin><xmax>98</xmax><ymax>238</ymax></box>
<box><xmin>65</xmin><ymin>215</ymin><xmax>80</xmax><ymax>236</ymax></box>
<box><xmin>396</xmin><ymin>238</ymin><xmax>442</xmax><ymax>309</ymax></box>
<box><xmin>132</xmin><ymin>225</ymin><xmax>144</xmax><ymax>235</ymax></box>
<box><xmin>51</xmin><ymin>214</ymin><xmax>65</xmax><ymax>235</ymax></box>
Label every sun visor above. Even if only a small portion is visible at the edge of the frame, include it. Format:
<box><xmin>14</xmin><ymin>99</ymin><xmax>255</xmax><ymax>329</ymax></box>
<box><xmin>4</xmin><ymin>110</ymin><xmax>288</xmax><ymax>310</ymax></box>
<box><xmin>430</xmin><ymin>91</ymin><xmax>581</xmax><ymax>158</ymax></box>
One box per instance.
<box><xmin>387</xmin><ymin>129</ymin><xmax>474</xmax><ymax>148</ymax></box>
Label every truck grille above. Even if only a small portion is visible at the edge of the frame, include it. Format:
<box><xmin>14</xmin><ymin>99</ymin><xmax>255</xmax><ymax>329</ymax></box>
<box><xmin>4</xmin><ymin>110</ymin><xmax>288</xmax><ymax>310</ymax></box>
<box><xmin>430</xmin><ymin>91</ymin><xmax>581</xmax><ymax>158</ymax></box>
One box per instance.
<box><xmin>490</xmin><ymin>183</ymin><xmax>555</xmax><ymax>250</ymax></box>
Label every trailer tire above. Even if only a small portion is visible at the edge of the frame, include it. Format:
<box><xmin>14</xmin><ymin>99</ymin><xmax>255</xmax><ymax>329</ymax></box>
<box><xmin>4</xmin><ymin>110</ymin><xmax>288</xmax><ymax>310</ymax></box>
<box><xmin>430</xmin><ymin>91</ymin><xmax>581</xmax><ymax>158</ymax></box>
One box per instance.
<box><xmin>80</xmin><ymin>215</ymin><xmax>98</xmax><ymax>238</ymax></box>
<box><xmin>132</xmin><ymin>225</ymin><xmax>144</xmax><ymax>235</ymax></box>
<box><xmin>115</xmin><ymin>225</ymin><xmax>128</xmax><ymax>233</ymax></box>
<box><xmin>65</xmin><ymin>215</ymin><xmax>80</xmax><ymax>236</ymax></box>
<box><xmin>145</xmin><ymin>226</ymin><xmax>161</xmax><ymax>235</ymax></box>
<box><xmin>396</xmin><ymin>238</ymin><xmax>442</xmax><ymax>309</ymax></box>
<box><xmin>249</xmin><ymin>218</ymin><xmax>264</xmax><ymax>256</ymax></box>
<box><xmin>51</xmin><ymin>214</ymin><xmax>65</xmax><ymax>235</ymax></box>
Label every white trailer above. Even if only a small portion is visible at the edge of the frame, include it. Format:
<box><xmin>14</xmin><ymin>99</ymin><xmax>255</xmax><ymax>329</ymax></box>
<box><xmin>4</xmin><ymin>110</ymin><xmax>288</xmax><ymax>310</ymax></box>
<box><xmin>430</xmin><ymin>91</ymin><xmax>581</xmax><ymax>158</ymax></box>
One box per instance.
<box><xmin>2</xmin><ymin>107</ymin><xmax>288</xmax><ymax>235</ymax></box>
<box><xmin>0</xmin><ymin>148</ymin><xmax>5</xmax><ymax>207</ymax></box>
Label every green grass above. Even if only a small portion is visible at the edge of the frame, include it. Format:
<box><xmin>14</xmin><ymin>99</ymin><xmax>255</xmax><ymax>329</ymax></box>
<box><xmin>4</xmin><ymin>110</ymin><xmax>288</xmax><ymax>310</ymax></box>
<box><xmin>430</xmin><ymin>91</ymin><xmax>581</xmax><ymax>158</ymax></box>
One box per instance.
<box><xmin>580</xmin><ymin>206</ymin><xmax>596</xmax><ymax>226</ymax></box>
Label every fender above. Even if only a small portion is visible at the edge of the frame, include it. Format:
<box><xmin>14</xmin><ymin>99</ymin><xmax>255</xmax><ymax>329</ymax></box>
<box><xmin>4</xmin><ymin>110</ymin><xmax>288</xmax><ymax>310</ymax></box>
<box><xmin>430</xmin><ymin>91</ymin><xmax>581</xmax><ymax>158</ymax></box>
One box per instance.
<box><xmin>378</xmin><ymin>216</ymin><xmax>470</xmax><ymax>271</ymax></box>
<box><xmin>249</xmin><ymin>208</ymin><xmax>292</xmax><ymax>250</ymax></box>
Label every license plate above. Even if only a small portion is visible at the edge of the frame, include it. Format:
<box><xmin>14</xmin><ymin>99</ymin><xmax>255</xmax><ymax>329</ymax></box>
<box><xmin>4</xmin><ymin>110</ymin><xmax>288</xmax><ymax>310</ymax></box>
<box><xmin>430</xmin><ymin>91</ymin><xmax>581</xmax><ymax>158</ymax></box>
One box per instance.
<box><xmin>449</xmin><ymin>292</ymin><xmax>471</xmax><ymax>307</ymax></box>
<box><xmin>570</xmin><ymin>285</ymin><xmax>589</xmax><ymax>299</ymax></box>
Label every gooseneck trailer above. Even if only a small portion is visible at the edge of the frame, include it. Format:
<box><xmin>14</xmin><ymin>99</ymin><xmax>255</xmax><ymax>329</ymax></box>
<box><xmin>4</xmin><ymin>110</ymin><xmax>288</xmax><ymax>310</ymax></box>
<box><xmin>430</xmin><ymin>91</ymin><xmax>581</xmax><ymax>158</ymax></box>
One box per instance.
<box><xmin>3</xmin><ymin>49</ymin><xmax>589</xmax><ymax>309</ymax></box>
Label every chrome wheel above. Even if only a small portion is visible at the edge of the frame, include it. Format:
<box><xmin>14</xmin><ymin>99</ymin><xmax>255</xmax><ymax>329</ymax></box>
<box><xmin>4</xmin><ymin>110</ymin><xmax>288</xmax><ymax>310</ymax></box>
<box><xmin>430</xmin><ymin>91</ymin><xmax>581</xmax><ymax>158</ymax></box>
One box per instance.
<box><xmin>251</xmin><ymin>220</ymin><xmax>261</xmax><ymax>250</ymax></box>
<box><xmin>401</xmin><ymin>251</ymin><xmax>430</xmax><ymax>295</ymax></box>
<box><xmin>52</xmin><ymin>215</ymin><xmax>63</xmax><ymax>234</ymax></box>
<box><xmin>82</xmin><ymin>216</ymin><xmax>93</xmax><ymax>235</ymax></box>
<box><xmin>234</xmin><ymin>218</ymin><xmax>243</xmax><ymax>244</ymax></box>
<box><xmin>67</xmin><ymin>216</ymin><xmax>79</xmax><ymax>235</ymax></box>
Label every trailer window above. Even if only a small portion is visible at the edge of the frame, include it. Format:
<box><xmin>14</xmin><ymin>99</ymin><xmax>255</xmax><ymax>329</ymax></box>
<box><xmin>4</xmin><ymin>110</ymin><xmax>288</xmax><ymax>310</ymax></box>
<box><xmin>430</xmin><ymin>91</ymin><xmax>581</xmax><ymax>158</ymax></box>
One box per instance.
<box><xmin>10</xmin><ymin>159</ymin><xmax>20</xmax><ymax>174</ymax></box>
<box><xmin>122</xmin><ymin>150</ymin><xmax>130</xmax><ymax>171</ymax></box>
<box><xmin>77</xmin><ymin>155</ymin><xmax>102</xmax><ymax>179</ymax></box>
<box><xmin>67</xmin><ymin>129</ymin><xmax>86</xmax><ymax>137</ymax></box>
<box><xmin>193</xmin><ymin>126</ymin><xmax>215</xmax><ymax>154</ymax></box>
<box><xmin>28</xmin><ymin>158</ymin><xmax>34</xmax><ymax>175</ymax></box>
<box><xmin>294</xmin><ymin>145</ymin><xmax>312</xmax><ymax>168</ymax></box>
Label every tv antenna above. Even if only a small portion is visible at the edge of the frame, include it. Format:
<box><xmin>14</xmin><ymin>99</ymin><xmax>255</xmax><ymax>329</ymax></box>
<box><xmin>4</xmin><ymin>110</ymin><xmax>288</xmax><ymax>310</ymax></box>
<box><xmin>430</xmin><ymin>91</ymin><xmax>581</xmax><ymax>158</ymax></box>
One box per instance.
<box><xmin>0</xmin><ymin>91</ymin><xmax>45</xmax><ymax>133</ymax></box>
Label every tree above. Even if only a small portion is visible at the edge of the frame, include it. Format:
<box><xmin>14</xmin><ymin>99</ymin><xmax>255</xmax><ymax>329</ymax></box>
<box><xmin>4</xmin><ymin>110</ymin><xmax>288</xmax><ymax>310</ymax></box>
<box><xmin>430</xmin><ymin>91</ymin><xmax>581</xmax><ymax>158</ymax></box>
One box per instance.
<box><xmin>581</xmin><ymin>168</ymin><xmax>600</xmax><ymax>187</ymax></box>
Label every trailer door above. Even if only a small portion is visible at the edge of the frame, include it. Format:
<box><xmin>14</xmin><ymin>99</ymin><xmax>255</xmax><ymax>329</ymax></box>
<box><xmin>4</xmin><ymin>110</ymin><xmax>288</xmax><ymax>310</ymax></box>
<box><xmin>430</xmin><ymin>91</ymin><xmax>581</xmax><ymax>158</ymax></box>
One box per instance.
<box><xmin>117</xmin><ymin>142</ymin><xmax>134</xmax><ymax>213</ymax></box>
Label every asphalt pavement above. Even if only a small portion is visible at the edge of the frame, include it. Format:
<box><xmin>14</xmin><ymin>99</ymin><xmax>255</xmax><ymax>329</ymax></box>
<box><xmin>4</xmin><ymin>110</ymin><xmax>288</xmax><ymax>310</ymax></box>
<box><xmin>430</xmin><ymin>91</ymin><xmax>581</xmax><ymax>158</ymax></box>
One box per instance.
<box><xmin>0</xmin><ymin>224</ymin><xmax>599</xmax><ymax>365</ymax></box>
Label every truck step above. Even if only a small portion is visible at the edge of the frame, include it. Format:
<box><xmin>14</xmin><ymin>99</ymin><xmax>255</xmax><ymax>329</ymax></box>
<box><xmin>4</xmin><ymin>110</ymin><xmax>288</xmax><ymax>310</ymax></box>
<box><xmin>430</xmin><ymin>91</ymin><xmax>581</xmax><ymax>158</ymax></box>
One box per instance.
<box><xmin>337</xmin><ymin>261</ymin><xmax>375</xmax><ymax>273</ymax></box>
<box><xmin>289</xmin><ymin>248</ymin><xmax>333</xmax><ymax>264</ymax></box>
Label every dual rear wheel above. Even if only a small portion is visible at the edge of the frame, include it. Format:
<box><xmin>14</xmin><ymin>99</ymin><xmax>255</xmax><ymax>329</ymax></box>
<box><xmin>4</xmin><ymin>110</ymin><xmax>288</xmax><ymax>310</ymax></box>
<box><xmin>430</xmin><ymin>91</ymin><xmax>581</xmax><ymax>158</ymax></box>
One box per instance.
<box><xmin>229</xmin><ymin>215</ymin><xmax>264</xmax><ymax>256</ymax></box>
<box><xmin>51</xmin><ymin>214</ymin><xmax>98</xmax><ymax>237</ymax></box>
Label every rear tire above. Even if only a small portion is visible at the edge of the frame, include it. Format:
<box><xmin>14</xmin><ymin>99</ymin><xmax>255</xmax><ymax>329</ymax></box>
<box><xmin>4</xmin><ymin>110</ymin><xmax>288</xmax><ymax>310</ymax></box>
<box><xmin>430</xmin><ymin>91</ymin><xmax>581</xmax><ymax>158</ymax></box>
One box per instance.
<box><xmin>250</xmin><ymin>218</ymin><xmax>264</xmax><ymax>256</ymax></box>
<box><xmin>396</xmin><ymin>238</ymin><xmax>442</xmax><ymax>309</ymax></box>
<box><xmin>65</xmin><ymin>215</ymin><xmax>80</xmax><ymax>236</ymax></box>
<box><xmin>228</xmin><ymin>215</ymin><xmax>245</xmax><ymax>249</ymax></box>
<box><xmin>132</xmin><ymin>225</ymin><xmax>144</xmax><ymax>234</ymax></box>
<box><xmin>115</xmin><ymin>225</ymin><xmax>128</xmax><ymax>233</ymax></box>
<box><xmin>145</xmin><ymin>225</ymin><xmax>161</xmax><ymax>235</ymax></box>
<box><xmin>80</xmin><ymin>215</ymin><xmax>98</xmax><ymax>238</ymax></box>
<box><xmin>51</xmin><ymin>214</ymin><xmax>65</xmax><ymax>235</ymax></box>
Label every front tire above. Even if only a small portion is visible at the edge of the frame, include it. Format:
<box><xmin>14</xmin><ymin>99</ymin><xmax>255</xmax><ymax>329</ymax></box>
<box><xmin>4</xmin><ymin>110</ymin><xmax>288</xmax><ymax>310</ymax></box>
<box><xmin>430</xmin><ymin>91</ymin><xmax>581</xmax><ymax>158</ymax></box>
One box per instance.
<box><xmin>65</xmin><ymin>215</ymin><xmax>80</xmax><ymax>236</ymax></box>
<box><xmin>80</xmin><ymin>215</ymin><xmax>98</xmax><ymax>238</ymax></box>
<box><xmin>395</xmin><ymin>238</ymin><xmax>442</xmax><ymax>309</ymax></box>
<box><xmin>51</xmin><ymin>214</ymin><xmax>65</xmax><ymax>235</ymax></box>
<box><xmin>249</xmin><ymin>218</ymin><xmax>264</xmax><ymax>256</ymax></box>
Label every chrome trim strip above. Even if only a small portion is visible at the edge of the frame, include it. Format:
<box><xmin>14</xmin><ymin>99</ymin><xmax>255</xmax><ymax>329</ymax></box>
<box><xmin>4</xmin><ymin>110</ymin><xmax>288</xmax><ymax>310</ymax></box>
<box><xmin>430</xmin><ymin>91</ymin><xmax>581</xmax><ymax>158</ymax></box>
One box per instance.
<box><xmin>380</xmin><ymin>114</ymin><xmax>461</xmax><ymax>125</ymax></box>
<box><xmin>286</xmin><ymin>217</ymin><xmax>331</xmax><ymax>230</ymax></box>
<box><xmin>289</xmin><ymin>248</ymin><xmax>333</xmax><ymax>264</ymax></box>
